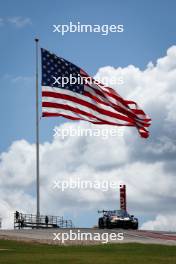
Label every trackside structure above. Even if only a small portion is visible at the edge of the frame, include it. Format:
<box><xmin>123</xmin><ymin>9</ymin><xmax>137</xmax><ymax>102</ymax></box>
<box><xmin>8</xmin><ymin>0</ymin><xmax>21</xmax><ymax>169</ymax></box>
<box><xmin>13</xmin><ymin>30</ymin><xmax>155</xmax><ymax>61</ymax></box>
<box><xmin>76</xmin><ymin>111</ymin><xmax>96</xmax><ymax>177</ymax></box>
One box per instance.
<box><xmin>14</xmin><ymin>212</ymin><xmax>73</xmax><ymax>229</ymax></box>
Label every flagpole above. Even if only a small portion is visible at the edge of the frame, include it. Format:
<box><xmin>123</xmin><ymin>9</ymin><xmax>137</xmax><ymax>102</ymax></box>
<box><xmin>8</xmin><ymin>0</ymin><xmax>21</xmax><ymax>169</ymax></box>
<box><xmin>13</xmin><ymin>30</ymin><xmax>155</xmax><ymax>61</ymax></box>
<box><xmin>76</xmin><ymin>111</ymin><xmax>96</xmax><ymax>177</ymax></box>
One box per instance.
<box><xmin>35</xmin><ymin>38</ymin><xmax>40</xmax><ymax>221</ymax></box>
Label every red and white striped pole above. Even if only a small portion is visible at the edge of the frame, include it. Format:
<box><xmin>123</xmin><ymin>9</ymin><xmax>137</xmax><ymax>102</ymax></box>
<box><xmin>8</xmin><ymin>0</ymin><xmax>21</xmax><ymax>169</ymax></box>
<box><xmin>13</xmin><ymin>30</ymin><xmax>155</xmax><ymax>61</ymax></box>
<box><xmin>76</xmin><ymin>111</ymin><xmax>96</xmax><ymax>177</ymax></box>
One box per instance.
<box><xmin>120</xmin><ymin>185</ymin><xmax>126</xmax><ymax>211</ymax></box>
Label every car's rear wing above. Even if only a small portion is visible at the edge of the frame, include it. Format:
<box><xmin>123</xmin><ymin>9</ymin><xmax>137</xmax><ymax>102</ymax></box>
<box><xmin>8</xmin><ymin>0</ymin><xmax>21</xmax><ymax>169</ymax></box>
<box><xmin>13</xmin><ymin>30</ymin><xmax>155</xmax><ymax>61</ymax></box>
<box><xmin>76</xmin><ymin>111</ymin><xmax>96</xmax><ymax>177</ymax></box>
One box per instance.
<box><xmin>98</xmin><ymin>210</ymin><xmax>118</xmax><ymax>214</ymax></box>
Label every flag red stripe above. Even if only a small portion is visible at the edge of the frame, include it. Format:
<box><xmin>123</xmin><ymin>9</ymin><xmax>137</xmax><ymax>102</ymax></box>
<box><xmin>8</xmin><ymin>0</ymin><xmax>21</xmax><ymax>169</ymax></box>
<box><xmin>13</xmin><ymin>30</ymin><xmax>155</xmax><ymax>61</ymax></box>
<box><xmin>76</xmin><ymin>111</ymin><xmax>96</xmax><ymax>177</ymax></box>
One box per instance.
<box><xmin>42</xmin><ymin>101</ymin><xmax>136</xmax><ymax>126</ymax></box>
<box><xmin>42</xmin><ymin>91</ymin><xmax>150</xmax><ymax>127</ymax></box>
<box><xmin>42</xmin><ymin>92</ymin><xmax>136</xmax><ymax>124</ymax></box>
<box><xmin>42</xmin><ymin>111</ymin><xmax>136</xmax><ymax>127</ymax></box>
<box><xmin>84</xmin><ymin>90</ymin><xmax>151</xmax><ymax>123</ymax></box>
<box><xmin>42</xmin><ymin>110</ymin><xmax>149</xmax><ymax>138</ymax></box>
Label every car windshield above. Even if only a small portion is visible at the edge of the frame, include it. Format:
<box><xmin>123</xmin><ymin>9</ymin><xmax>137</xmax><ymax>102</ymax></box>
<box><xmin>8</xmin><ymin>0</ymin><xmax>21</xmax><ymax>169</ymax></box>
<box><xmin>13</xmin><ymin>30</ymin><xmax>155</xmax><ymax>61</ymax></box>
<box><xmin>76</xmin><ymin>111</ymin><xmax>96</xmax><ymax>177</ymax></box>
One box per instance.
<box><xmin>109</xmin><ymin>210</ymin><xmax>129</xmax><ymax>217</ymax></box>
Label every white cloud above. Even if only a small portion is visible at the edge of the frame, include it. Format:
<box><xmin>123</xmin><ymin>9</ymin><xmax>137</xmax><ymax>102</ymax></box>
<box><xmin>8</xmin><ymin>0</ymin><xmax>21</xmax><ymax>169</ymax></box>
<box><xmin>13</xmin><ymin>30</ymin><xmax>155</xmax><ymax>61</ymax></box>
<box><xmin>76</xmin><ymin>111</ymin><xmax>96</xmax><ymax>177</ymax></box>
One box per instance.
<box><xmin>0</xmin><ymin>17</ymin><xmax>32</xmax><ymax>28</ymax></box>
<box><xmin>0</xmin><ymin>140</ymin><xmax>35</xmax><ymax>187</ymax></box>
<box><xmin>7</xmin><ymin>17</ymin><xmax>32</xmax><ymax>28</ymax></box>
<box><xmin>0</xmin><ymin>18</ymin><xmax>4</xmax><ymax>26</ymax></box>
<box><xmin>0</xmin><ymin>200</ymin><xmax>14</xmax><ymax>229</ymax></box>
<box><xmin>141</xmin><ymin>214</ymin><xmax>176</xmax><ymax>231</ymax></box>
<box><xmin>1</xmin><ymin>45</ymin><xmax>176</xmax><ymax>230</ymax></box>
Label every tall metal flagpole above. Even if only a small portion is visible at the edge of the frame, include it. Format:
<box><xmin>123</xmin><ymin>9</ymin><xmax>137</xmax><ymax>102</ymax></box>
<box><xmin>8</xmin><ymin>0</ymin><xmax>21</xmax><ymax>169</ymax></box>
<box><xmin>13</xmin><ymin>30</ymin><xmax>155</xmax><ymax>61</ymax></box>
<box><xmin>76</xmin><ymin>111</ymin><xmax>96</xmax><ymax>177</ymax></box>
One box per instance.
<box><xmin>35</xmin><ymin>38</ymin><xmax>40</xmax><ymax>221</ymax></box>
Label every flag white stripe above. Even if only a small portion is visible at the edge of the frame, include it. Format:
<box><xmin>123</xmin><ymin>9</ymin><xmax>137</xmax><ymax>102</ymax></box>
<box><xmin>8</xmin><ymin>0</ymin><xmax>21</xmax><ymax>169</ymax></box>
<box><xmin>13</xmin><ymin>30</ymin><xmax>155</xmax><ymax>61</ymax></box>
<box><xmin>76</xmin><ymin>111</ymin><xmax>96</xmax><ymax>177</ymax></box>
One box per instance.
<box><xmin>85</xmin><ymin>84</ymin><xmax>149</xmax><ymax>121</ymax></box>
<box><xmin>42</xmin><ymin>96</ymin><xmax>131</xmax><ymax>125</ymax></box>
<box><xmin>42</xmin><ymin>107</ymin><xmax>113</xmax><ymax>123</ymax></box>
<box><xmin>42</xmin><ymin>86</ymin><xmax>127</xmax><ymax>117</ymax></box>
<box><xmin>42</xmin><ymin>86</ymin><xmax>147</xmax><ymax>127</ymax></box>
<box><xmin>42</xmin><ymin>86</ymin><xmax>147</xmax><ymax>124</ymax></box>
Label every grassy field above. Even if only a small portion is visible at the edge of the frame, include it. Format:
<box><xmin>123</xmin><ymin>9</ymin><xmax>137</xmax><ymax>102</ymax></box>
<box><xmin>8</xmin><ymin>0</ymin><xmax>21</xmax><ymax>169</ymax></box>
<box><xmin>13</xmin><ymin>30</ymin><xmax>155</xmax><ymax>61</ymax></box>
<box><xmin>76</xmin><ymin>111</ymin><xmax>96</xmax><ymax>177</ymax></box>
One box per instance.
<box><xmin>0</xmin><ymin>240</ymin><xmax>176</xmax><ymax>264</ymax></box>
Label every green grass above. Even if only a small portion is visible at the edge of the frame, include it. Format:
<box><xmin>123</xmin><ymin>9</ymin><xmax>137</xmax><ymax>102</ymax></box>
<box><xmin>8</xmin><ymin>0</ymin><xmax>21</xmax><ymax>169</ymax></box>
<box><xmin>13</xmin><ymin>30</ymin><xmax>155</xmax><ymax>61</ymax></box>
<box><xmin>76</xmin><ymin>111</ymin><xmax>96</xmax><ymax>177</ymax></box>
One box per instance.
<box><xmin>0</xmin><ymin>240</ymin><xmax>176</xmax><ymax>264</ymax></box>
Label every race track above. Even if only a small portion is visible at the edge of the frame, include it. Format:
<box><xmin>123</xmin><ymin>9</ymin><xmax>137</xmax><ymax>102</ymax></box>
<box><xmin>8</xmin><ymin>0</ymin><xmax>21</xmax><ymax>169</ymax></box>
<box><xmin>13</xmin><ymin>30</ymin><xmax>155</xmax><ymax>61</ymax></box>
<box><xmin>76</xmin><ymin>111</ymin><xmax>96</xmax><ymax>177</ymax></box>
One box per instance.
<box><xmin>0</xmin><ymin>228</ymin><xmax>176</xmax><ymax>245</ymax></box>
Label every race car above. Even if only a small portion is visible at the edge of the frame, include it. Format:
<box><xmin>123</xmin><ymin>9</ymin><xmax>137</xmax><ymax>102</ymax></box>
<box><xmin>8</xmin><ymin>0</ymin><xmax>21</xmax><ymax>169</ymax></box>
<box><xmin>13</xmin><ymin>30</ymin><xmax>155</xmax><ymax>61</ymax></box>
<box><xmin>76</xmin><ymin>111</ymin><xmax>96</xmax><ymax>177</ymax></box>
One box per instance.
<box><xmin>98</xmin><ymin>209</ymin><xmax>138</xmax><ymax>229</ymax></box>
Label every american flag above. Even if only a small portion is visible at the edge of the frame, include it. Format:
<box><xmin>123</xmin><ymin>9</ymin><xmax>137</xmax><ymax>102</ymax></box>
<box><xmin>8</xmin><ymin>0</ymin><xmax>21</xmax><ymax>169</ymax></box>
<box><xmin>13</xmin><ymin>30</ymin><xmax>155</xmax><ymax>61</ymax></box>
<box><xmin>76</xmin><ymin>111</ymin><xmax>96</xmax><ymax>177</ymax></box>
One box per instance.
<box><xmin>41</xmin><ymin>48</ymin><xmax>151</xmax><ymax>138</ymax></box>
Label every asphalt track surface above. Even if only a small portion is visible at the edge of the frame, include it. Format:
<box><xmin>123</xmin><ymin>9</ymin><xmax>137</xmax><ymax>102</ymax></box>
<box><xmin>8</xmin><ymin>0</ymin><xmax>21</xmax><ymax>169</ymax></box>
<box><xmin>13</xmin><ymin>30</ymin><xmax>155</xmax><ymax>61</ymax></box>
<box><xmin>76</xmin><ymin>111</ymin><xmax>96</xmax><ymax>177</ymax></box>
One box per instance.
<box><xmin>0</xmin><ymin>228</ymin><xmax>176</xmax><ymax>245</ymax></box>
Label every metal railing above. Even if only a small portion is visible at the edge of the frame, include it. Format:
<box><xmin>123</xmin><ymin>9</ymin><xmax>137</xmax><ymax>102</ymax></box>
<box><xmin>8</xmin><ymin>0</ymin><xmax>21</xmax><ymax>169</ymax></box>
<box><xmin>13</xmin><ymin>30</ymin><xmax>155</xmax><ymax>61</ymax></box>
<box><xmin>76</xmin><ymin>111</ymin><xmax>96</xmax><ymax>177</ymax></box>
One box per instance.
<box><xmin>14</xmin><ymin>212</ymin><xmax>73</xmax><ymax>229</ymax></box>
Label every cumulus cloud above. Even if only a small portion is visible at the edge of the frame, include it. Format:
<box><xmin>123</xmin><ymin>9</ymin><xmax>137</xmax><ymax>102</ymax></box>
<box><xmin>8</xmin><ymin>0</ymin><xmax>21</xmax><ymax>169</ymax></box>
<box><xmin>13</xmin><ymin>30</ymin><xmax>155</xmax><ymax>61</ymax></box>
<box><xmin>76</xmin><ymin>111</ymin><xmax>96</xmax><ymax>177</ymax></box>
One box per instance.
<box><xmin>141</xmin><ymin>214</ymin><xmax>176</xmax><ymax>231</ymax></box>
<box><xmin>1</xmin><ymin>45</ymin><xmax>176</xmax><ymax>230</ymax></box>
<box><xmin>0</xmin><ymin>140</ymin><xmax>35</xmax><ymax>187</ymax></box>
<box><xmin>0</xmin><ymin>201</ymin><xmax>14</xmax><ymax>229</ymax></box>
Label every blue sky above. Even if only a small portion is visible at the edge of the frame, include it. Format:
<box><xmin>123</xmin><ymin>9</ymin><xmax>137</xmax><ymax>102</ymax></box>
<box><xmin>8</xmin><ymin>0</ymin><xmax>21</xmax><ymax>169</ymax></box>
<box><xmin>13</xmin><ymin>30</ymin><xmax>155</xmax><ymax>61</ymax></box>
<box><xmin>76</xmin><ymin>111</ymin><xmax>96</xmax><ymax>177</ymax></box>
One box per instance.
<box><xmin>1</xmin><ymin>0</ymin><xmax>176</xmax><ymax>151</ymax></box>
<box><xmin>1</xmin><ymin>0</ymin><xmax>176</xmax><ymax>229</ymax></box>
